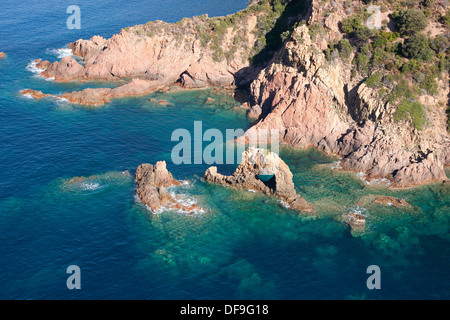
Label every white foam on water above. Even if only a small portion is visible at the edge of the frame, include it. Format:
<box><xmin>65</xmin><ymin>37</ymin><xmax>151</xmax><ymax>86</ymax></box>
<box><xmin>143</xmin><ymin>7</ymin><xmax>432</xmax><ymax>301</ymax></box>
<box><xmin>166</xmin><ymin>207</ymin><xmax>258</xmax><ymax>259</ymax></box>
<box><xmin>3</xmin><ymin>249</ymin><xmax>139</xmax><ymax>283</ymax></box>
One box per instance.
<box><xmin>247</xmin><ymin>189</ymin><xmax>257</xmax><ymax>193</ymax></box>
<box><xmin>26</xmin><ymin>60</ymin><xmax>41</xmax><ymax>75</ymax></box>
<box><xmin>20</xmin><ymin>91</ymin><xmax>33</xmax><ymax>99</ymax></box>
<box><xmin>350</xmin><ymin>206</ymin><xmax>368</xmax><ymax>217</ymax></box>
<box><xmin>47</xmin><ymin>47</ymin><xmax>73</xmax><ymax>59</ymax></box>
<box><xmin>80</xmin><ymin>182</ymin><xmax>100</xmax><ymax>191</ymax></box>
<box><xmin>26</xmin><ymin>59</ymin><xmax>54</xmax><ymax>81</ymax></box>
<box><xmin>366</xmin><ymin>177</ymin><xmax>392</xmax><ymax>187</ymax></box>
<box><xmin>278</xmin><ymin>199</ymin><xmax>291</xmax><ymax>209</ymax></box>
<box><xmin>330</xmin><ymin>161</ymin><xmax>342</xmax><ymax>170</ymax></box>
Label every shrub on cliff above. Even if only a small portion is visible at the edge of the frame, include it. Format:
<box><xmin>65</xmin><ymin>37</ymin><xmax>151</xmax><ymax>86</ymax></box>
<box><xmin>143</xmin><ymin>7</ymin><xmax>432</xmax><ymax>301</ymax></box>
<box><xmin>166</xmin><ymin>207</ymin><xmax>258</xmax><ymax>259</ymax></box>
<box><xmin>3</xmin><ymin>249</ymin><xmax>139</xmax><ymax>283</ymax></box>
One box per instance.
<box><xmin>430</xmin><ymin>34</ymin><xmax>450</xmax><ymax>54</ymax></box>
<box><xmin>403</xmin><ymin>34</ymin><xmax>434</xmax><ymax>61</ymax></box>
<box><xmin>419</xmin><ymin>73</ymin><xmax>438</xmax><ymax>95</ymax></box>
<box><xmin>394</xmin><ymin>99</ymin><xmax>427</xmax><ymax>131</ymax></box>
<box><xmin>337</xmin><ymin>39</ymin><xmax>353</xmax><ymax>61</ymax></box>
<box><xmin>395</xmin><ymin>8</ymin><xmax>429</xmax><ymax>36</ymax></box>
<box><xmin>447</xmin><ymin>104</ymin><xmax>450</xmax><ymax>131</ymax></box>
<box><xmin>365</xmin><ymin>72</ymin><xmax>383</xmax><ymax>88</ymax></box>
<box><xmin>400</xmin><ymin>59</ymin><xmax>422</xmax><ymax>73</ymax></box>
<box><xmin>340</xmin><ymin>16</ymin><xmax>362</xmax><ymax>34</ymax></box>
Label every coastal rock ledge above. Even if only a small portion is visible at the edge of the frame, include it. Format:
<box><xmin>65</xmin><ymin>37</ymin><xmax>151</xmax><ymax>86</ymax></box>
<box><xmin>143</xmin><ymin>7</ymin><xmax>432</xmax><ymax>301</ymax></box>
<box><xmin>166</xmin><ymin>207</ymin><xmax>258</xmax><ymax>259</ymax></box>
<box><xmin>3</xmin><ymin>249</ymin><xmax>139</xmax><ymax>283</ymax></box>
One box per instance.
<box><xmin>135</xmin><ymin>161</ymin><xmax>202</xmax><ymax>214</ymax></box>
<box><xmin>204</xmin><ymin>147</ymin><xmax>313</xmax><ymax>213</ymax></box>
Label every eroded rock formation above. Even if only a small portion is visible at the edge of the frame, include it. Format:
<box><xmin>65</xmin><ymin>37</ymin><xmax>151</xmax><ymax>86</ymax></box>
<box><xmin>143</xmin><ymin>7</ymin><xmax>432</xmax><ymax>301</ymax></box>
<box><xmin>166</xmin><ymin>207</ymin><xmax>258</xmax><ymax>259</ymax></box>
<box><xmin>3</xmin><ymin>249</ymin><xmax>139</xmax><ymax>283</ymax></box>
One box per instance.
<box><xmin>136</xmin><ymin>161</ymin><xmax>203</xmax><ymax>214</ymax></box>
<box><xmin>204</xmin><ymin>147</ymin><xmax>313</xmax><ymax>213</ymax></box>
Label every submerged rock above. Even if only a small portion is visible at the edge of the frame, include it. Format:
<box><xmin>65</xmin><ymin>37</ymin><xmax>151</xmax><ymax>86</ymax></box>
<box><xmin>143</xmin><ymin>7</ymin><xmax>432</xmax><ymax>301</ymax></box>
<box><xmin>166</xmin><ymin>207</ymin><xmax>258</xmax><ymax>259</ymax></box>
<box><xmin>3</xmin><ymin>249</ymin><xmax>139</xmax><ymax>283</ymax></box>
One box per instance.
<box><xmin>357</xmin><ymin>195</ymin><xmax>413</xmax><ymax>209</ymax></box>
<box><xmin>373</xmin><ymin>196</ymin><xmax>412</xmax><ymax>208</ymax></box>
<box><xmin>204</xmin><ymin>147</ymin><xmax>313</xmax><ymax>213</ymax></box>
<box><xmin>135</xmin><ymin>161</ymin><xmax>202</xmax><ymax>214</ymax></box>
<box><xmin>341</xmin><ymin>212</ymin><xmax>366</xmax><ymax>235</ymax></box>
<box><xmin>0</xmin><ymin>52</ymin><xmax>5</xmax><ymax>59</ymax></box>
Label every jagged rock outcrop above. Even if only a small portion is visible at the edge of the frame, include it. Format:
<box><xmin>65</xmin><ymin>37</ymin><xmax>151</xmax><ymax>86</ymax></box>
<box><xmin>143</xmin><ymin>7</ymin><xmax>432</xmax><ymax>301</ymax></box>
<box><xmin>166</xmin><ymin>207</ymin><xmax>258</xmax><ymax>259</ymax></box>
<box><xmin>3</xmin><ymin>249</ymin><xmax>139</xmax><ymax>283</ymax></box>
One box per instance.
<box><xmin>245</xmin><ymin>24</ymin><xmax>449</xmax><ymax>188</ymax></box>
<box><xmin>204</xmin><ymin>147</ymin><xmax>313</xmax><ymax>213</ymax></box>
<box><xmin>136</xmin><ymin>161</ymin><xmax>202</xmax><ymax>213</ymax></box>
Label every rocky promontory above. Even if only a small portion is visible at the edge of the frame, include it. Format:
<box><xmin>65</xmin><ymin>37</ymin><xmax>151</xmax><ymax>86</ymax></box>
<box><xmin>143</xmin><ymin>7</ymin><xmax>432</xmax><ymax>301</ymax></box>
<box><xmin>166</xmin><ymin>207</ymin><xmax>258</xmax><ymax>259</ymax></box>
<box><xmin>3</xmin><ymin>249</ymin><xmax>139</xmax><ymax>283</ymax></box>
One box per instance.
<box><xmin>136</xmin><ymin>161</ymin><xmax>203</xmax><ymax>214</ymax></box>
<box><xmin>204</xmin><ymin>147</ymin><xmax>313</xmax><ymax>213</ymax></box>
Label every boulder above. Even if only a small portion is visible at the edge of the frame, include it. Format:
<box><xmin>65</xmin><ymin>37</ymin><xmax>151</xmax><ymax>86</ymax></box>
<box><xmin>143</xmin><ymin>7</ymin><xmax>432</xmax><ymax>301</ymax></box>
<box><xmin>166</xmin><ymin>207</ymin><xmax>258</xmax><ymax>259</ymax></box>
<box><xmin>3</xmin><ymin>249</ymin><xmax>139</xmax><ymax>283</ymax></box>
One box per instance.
<box><xmin>247</xmin><ymin>104</ymin><xmax>262</xmax><ymax>120</ymax></box>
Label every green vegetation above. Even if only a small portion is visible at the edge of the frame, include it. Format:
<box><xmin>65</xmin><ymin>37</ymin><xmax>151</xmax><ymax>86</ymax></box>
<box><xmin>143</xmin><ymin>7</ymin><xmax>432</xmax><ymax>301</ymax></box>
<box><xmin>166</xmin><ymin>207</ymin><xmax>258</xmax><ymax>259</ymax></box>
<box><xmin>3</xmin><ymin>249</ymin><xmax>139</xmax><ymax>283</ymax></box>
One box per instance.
<box><xmin>403</xmin><ymin>34</ymin><xmax>434</xmax><ymax>61</ymax></box>
<box><xmin>393</xmin><ymin>99</ymin><xmax>427</xmax><ymax>131</ymax></box>
<box><xmin>337</xmin><ymin>39</ymin><xmax>353</xmax><ymax>61</ymax></box>
<box><xmin>365</xmin><ymin>72</ymin><xmax>383</xmax><ymax>88</ymax></box>
<box><xmin>132</xmin><ymin>0</ymin><xmax>307</xmax><ymax>65</ymax></box>
<box><xmin>394</xmin><ymin>8</ymin><xmax>428</xmax><ymax>36</ymax></box>
<box><xmin>251</xmin><ymin>0</ymin><xmax>308</xmax><ymax>65</ymax></box>
<box><xmin>447</xmin><ymin>104</ymin><xmax>450</xmax><ymax>131</ymax></box>
<box><xmin>327</xmin><ymin>2</ymin><xmax>449</xmax><ymax>131</ymax></box>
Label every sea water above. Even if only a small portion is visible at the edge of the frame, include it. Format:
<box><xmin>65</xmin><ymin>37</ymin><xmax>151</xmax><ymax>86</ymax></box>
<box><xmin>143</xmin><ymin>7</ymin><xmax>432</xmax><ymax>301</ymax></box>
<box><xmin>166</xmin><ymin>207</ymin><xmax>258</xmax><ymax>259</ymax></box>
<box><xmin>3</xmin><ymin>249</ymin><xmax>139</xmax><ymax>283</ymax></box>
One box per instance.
<box><xmin>0</xmin><ymin>0</ymin><xmax>449</xmax><ymax>299</ymax></box>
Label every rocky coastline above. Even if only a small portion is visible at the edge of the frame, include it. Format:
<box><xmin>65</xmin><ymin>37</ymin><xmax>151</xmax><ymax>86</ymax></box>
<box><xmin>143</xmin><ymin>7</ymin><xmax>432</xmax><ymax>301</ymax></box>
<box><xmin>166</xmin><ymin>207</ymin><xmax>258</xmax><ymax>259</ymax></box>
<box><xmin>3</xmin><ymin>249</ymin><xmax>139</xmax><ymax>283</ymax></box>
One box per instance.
<box><xmin>22</xmin><ymin>0</ymin><xmax>449</xmax><ymax>189</ymax></box>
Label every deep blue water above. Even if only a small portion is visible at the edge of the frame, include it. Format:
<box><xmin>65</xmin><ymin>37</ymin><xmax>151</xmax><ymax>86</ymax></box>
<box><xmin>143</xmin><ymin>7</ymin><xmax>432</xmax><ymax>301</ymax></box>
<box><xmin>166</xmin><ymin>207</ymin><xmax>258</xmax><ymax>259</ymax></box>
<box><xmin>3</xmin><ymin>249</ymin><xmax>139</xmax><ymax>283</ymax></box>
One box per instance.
<box><xmin>0</xmin><ymin>0</ymin><xmax>449</xmax><ymax>300</ymax></box>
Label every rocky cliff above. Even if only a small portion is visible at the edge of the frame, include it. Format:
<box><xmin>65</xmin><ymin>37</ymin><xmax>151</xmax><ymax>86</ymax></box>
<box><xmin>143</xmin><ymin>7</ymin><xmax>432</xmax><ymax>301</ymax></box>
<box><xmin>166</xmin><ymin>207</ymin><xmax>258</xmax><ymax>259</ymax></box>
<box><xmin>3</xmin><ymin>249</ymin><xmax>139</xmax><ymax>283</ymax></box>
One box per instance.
<box><xmin>245</xmin><ymin>0</ymin><xmax>449</xmax><ymax>188</ymax></box>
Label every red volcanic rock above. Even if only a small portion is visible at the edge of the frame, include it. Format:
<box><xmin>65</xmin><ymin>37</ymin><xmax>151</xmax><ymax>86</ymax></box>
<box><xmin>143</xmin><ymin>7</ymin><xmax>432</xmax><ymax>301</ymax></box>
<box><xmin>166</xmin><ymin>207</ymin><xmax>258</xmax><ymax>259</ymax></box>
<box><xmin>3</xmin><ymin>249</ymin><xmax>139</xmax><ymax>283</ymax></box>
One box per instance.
<box><xmin>0</xmin><ymin>52</ymin><xmax>5</xmax><ymax>59</ymax></box>
<box><xmin>109</xmin><ymin>78</ymin><xmax>160</xmax><ymax>97</ymax></box>
<box><xmin>34</xmin><ymin>10</ymin><xmax>260</xmax><ymax>85</ymax></box>
<box><xmin>41</xmin><ymin>56</ymin><xmax>84</xmax><ymax>81</ymax></box>
<box><xmin>136</xmin><ymin>162</ymin><xmax>202</xmax><ymax>214</ymax></box>
<box><xmin>20</xmin><ymin>89</ymin><xmax>50</xmax><ymax>100</ymax></box>
<box><xmin>245</xmin><ymin>25</ymin><xmax>449</xmax><ymax>188</ymax></box>
<box><xmin>21</xmin><ymin>79</ymin><xmax>162</xmax><ymax>106</ymax></box>
<box><xmin>60</xmin><ymin>88</ymin><xmax>112</xmax><ymax>106</ymax></box>
<box><xmin>35</xmin><ymin>59</ymin><xmax>51</xmax><ymax>70</ymax></box>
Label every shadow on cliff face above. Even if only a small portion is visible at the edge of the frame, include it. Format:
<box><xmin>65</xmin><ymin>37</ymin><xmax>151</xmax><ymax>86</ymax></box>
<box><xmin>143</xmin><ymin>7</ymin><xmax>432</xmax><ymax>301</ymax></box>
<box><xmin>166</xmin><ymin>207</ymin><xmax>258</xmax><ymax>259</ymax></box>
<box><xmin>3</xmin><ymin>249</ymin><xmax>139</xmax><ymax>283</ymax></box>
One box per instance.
<box><xmin>234</xmin><ymin>0</ymin><xmax>311</xmax><ymax>91</ymax></box>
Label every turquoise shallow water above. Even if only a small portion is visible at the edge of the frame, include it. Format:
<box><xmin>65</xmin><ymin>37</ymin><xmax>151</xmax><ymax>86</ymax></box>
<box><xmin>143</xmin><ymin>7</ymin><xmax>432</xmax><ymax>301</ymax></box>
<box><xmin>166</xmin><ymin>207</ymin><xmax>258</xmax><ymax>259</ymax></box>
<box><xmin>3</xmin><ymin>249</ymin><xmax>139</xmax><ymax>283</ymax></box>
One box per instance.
<box><xmin>0</xmin><ymin>0</ymin><xmax>449</xmax><ymax>300</ymax></box>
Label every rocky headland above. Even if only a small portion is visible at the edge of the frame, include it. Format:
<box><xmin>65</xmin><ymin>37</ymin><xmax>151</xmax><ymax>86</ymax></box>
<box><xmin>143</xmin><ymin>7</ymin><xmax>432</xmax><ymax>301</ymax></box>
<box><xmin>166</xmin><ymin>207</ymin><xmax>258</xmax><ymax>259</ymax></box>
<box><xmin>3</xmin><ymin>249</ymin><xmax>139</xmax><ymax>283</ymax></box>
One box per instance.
<box><xmin>23</xmin><ymin>0</ymin><xmax>450</xmax><ymax>188</ymax></box>
<box><xmin>204</xmin><ymin>147</ymin><xmax>313</xmax><ymax>213</ymax></box>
